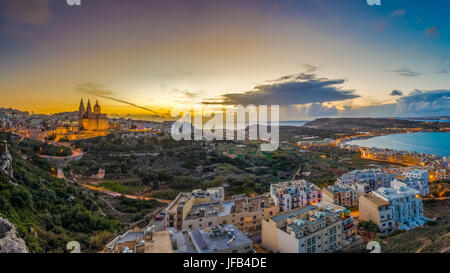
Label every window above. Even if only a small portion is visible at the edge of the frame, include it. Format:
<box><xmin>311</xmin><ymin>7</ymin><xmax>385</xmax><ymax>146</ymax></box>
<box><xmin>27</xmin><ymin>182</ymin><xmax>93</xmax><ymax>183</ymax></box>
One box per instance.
<box><xmin>307</xmin><ymin>246</ymin><xmax>316</xmax><ymax>253</ymax></box>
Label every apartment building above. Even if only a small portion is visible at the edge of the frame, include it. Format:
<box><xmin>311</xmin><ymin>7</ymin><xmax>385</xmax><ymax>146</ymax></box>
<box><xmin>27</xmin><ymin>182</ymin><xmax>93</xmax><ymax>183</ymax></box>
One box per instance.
<box><xmin>166</xmin><ymin>193</ymin><xmax>278</xmax><ymax>233</ymax></box>
<box><xmin>165</xmin><ymin>192</ymin><xmax>196</xmax><ymax>230</ymax></box>
<box><xmin>371</xmin><ymin>181</ymin><xmax>427</xmax><ymax>230</ymax></box>
<box><xmin>165</xmin><ymin>187</ymin><xmax>227</xmax><ymax>230</ymax></box>
<box><xmin>322</xmin><ymin>184</ymin><xmax>358</xmax><ymax>207</ymax></box>
<box><xmin>358</xmin><ymin>193</ymin><xmax>395</xmax><ymax>234</ymax></box>
<box><xmin>270</xmin><ymin>180</ymin><xmax>322</xmax><ymax>212</ymax></box>
<box><xmin>337</xmin><ymin>169</ymin><xmax>393</xmax><ymax>192</ymax></box>
<box><xmin>261</xmin><ymin>202</ymin><xmax>358</xmax><ymax>253</ymax></box>
<box><xmin>394</xmin><ymin>169</ymin><xmax>430</xmax><ymax>196</ymax></box>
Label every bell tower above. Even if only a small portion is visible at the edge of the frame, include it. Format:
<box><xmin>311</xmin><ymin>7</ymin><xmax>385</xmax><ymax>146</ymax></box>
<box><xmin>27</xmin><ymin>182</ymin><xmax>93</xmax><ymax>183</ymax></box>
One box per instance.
<box><xmin>79</xmin><ymin>98</ymin><xmax>85</xmax><ymax>117</ymax></box>
<box><xmin>86</xmin><ymin>99</ymin><xmax>92</xmax><ymax>115</ymax></box>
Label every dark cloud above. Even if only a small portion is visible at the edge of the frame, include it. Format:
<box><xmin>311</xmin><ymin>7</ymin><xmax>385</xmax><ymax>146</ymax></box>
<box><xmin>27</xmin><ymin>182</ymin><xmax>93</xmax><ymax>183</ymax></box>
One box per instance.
<box><xmin>75</xmin><ymin>83</ymin><xmax>159</xmax><ymax>114</ymax></box>
<box><xmin>396</xmin><ymin>90</ymin><xmax>450</xmax><ymax>115</ymax></box>
<box><xmin>391</xmin><ymin>67</ymin><xmax>425</xmax><ymax>78</ymax></box>
<box><xmin>303</xmin><ymin>63</ymin><xmax>318</xmax><ymax>73</ymax></box>
<box><xmin>301</xmin><ymin>103</ymin><xmax>338</xmax><ymax>117</ymax></box>
<box><xmin>390</xmin><ymin>90</ymin><xmax>403</xmax><ymax>96</ymax></box>
<box><xmin>207</xmin><ymin>73</ymin><xmax>359</xmax><ymax>106</ymax></box>
<box><xmin>0</xmin><ymin>0</ymin><xmax>50</xmax><ymax>26</ymax></box>
<box><xmin>425</xmin><ymin>26</ymin><xmax>440</xmax><ymax>38</ymax></box>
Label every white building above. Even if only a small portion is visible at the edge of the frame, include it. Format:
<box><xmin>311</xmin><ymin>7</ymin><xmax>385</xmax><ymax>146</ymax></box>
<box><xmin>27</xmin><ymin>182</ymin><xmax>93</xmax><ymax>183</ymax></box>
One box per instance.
<box><xmin>394</xmin><ymin>169</ymin><xmax>430</xmax><ymax>196</ymax></box>
<box><xmin>337</xmin><ymin>169</ymin><xmax>393</xmax><ymax>193</ymax></box>
<box><xmin>270</xmin><ymin>180</ymin><xmax>322</xmax><ymax>213</ymax></box>
<box><xmin>262</xmin><ymin>202</ymin><xmax>359</xmax><ymax>253</ymax></box>
<box><xmin>372</xmin><ymin>181</ymin><xmax>427</xmax><ymax>231</ymax></box>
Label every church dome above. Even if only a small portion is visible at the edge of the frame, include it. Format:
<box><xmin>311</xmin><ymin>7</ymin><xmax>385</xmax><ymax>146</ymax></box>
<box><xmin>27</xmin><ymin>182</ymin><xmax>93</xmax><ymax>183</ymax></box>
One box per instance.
<box><xmin>93</xmin><ymin>100</ymin><xmax>101</xmax><ymax>114</ymax></box>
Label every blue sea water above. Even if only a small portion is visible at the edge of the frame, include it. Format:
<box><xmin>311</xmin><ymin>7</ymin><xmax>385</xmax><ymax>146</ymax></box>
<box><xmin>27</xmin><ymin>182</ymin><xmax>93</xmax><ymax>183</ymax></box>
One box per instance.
<box><xmin>347</xmin><ymin>132</ymin><xmax>450</xmax><ymax>157</ymax></box>
<box><xmin>278</xmin><ymin>121</ymin><xmax>309</xmax><ymax>127</ymax></box>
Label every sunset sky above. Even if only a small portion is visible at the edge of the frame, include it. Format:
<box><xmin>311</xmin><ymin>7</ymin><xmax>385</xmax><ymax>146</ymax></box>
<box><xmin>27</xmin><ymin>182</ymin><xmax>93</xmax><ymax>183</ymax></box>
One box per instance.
<box><xmin>0</xmin><ymin>0</ymin><xmax>449</xmax><ymax>120</ymax></box>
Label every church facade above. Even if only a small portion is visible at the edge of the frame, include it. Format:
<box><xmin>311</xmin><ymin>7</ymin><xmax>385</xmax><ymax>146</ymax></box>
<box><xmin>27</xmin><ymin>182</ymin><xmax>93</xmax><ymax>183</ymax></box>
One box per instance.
<box><xmin>78</xmin><ymin>99</ymin><xmax>109</xmax><ymax>131</ymax></box>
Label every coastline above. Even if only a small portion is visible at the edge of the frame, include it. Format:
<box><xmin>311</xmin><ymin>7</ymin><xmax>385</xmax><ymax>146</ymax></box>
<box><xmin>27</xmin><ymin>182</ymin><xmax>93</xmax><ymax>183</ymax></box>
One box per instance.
<box><xmin>344</xmin><ymin>132</ymin><xmax>449</xmax><ymax>158</ymax></box>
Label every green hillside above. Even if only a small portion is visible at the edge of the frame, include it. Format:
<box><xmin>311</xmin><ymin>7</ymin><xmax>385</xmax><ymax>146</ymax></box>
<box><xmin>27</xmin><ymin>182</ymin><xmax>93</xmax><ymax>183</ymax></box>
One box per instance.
<box><xmin>0</xmin><ymin>133</ymin><xmax>122</xmax><ymax>252</ymax></box>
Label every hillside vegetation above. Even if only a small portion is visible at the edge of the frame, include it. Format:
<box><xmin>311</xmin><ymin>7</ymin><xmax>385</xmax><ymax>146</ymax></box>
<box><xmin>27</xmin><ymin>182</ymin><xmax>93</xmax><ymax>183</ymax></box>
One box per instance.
<box><xmin>0</xmin><ymin>133</ymin><xmax>122</xmax><ymax>252</ymax></box>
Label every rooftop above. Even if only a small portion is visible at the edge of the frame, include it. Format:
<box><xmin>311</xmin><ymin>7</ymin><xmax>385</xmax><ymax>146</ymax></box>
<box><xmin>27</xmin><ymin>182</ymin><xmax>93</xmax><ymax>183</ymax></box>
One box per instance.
<box><xmin>374</xmin><ymin>183</ymin><xmax>420</xmax><ymax>200</ymax></box>
<box><xmin>270</xmin><ymin>205</ymin><xmax>316</xmax><ymax>223</ymax></box>
<box><xmin>114</xmin><ymin>231</ymin><xmax>143</xmax><ymax>244</ymax></box>
<box><xmin>360</xmin><ymin>193</ymin><xmax>389</xmax><ymax>207</ymax></box>
<box><xmin>189</xmin><ymin>225</ymin><xmax>252</xmax><ymax>253</ymax></box>
<box><xmin>324</xmin><ymin>184</ymin><xmax>354</xmax><ymax>193</ymax></box>
<box><xmin>271</xmin><ymin>180</ymin><xmax>320</xmax><ymax>194</ymax></box>
<box><xmin>185</xmin><ymin>194</ymin><xmax>274</xmax><ymax>220</ymax></box>
<box><xmin>144</xmin><ymin>231</ymin><xmax>173</xmax><ymax>253</ymax></box>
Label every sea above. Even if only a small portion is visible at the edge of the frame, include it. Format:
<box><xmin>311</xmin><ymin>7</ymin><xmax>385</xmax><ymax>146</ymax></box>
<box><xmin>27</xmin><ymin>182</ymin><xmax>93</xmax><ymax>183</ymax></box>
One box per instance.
<box><xmin>347</xmin><ymin>132</ymin><xmax>450</xmax><ymax>158</ymax></box>
<box><xmin>278</xmin><ymin>121</ymin><xmax>309</xmax><ymax>127</ymax></box>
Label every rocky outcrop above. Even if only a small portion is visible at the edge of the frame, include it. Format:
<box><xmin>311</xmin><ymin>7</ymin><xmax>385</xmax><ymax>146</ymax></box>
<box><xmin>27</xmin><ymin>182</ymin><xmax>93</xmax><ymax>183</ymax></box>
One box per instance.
<box><xmin>0</xmin><ymin>140</ymin><xmax>13</xmax><ymax>178</ymax></box>
<box><xmin>0</xmin><ymin>215</ymin><xmax>28</xmax><ymax>253</ymax></box>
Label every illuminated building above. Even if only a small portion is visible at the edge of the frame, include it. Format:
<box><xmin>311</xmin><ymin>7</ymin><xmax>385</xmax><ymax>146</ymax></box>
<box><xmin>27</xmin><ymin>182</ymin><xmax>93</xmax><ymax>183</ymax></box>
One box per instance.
<box><xmin>78</xmin><ymin>99</ymin><xmax>109</xmax><ymax>131</ymax></box>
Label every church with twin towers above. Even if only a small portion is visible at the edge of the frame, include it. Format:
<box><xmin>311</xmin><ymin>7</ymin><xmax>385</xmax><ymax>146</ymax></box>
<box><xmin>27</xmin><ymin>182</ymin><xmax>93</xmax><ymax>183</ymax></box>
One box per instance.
<box><xmin>78</xmin><ymin>98</ymin><xmax>109</xmax><ymax>131</ymax></box>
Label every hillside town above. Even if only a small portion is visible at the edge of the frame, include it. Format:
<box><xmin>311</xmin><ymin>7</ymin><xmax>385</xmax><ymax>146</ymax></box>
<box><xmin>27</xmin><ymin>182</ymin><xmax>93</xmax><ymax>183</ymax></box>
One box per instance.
<box><xmin>103</xmin><ymin>165</ymin><xmax>438</xmax><ymax>253</ymax></box>
<box><xmin>1</xmin><ymin>100</ymin><xmax>449</xmax><ymax>254</ymax></box>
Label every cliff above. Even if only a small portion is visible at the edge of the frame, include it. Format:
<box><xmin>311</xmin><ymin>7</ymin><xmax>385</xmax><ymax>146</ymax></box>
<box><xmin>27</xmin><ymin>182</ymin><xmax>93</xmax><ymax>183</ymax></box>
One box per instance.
<box><xmin>0</xmin><ymin>215</ymin><xmax>28</xmax><ymax>253</ymax></box>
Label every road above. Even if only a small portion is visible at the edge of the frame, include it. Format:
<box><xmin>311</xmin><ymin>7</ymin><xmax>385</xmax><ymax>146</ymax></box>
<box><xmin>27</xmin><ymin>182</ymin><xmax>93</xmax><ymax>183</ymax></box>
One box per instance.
<box><xmin>79</xmin><ymin>183</ymin><xmax>173</xmax><ymax>204</ymax></box>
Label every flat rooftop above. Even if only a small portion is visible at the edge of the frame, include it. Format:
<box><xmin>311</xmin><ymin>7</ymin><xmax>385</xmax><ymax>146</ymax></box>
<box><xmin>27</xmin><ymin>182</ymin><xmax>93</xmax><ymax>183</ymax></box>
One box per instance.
<box><xmin>270</xmin><ymin>205</ymin><xmax>315</xmax><ymax>223</ymax></box>
<box><xmin>325</xmin><ymin>185</ymin><xmax>353</xmax><ymax>193</ymax></box>
<box><xmin>185</xmin><ymin>194</ymin><xmax>274</xmax><ymax>220</ymax></box>
<box><xmin>115</xmin><ymin>231</ymin><xmax>143</xmax><ymax>244</ymax></box>
<box><xmin>189</xmin><ymin>225</ymin><xmax>252</xmax><ymax>253</ymax></box>
<box><xmin>360</xmin><ymin>193</ymin><xmax>389</xmax><ymax>206</ymax></box>
<box><xmin>167</xmin><ymin>193</ymin><xmax>193</xmax><ymax>213</ymax></box>
<box><xmin>144</xmin><ymin>231</ymin><xmax>173</xmax><ymax>253</ymax></box>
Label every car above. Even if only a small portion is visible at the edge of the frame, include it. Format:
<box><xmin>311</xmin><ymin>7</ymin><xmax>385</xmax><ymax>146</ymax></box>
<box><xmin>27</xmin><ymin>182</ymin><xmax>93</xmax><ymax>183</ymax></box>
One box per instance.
<box><xmin>154</xmin><ymin>216</ymin><xmax>163</xmax><ymax>221</ymax></box>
